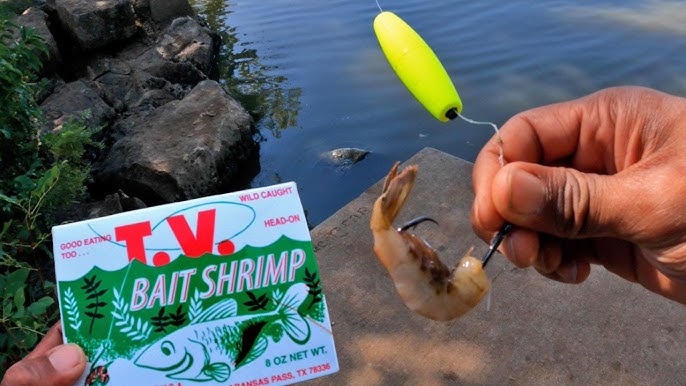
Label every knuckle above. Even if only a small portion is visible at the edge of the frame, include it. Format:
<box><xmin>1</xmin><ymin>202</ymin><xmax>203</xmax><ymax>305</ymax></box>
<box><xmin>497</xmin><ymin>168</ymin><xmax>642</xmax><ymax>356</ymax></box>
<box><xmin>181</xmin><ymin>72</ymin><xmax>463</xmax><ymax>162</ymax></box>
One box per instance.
<box><xmin>549</xmin><ymin>168</ymin><xmax>591</xmax><ymax>237</ymax></box>
<box><xmin>2</xmin><ymin>362</ymin><xmax>32</xmax><ymax>386</ymax></box>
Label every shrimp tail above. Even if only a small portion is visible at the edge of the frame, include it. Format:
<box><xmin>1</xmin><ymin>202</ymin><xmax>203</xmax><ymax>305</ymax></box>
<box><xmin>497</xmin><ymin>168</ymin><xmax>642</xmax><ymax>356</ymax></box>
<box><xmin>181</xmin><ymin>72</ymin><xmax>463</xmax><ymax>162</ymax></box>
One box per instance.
<box><xmin>370</xmin><ymin>162</ymin><xmax>490</xmax><ymax>321</ymax></box>
<box><xmin>372</xmin><ymin>162</ymin><xmax>417</xmax><ymax>230</ymax></box>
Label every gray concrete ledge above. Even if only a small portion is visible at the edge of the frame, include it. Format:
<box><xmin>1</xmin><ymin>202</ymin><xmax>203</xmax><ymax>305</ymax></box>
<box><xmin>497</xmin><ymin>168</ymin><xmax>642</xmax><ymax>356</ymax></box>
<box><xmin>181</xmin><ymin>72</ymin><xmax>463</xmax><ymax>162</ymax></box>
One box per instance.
<box><xmin>308</xmin><ymin>147</ymin><xmax>685</xmax><ymax>385</ymax></box>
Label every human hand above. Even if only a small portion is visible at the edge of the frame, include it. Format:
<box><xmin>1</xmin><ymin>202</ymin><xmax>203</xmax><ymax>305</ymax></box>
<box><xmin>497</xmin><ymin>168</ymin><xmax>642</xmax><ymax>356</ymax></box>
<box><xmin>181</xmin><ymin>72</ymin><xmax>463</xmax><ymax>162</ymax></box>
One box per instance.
<box><xmin>1</xmin><ymin>323</ymin><xmax>86</xmax><ymax>386</ymax></box>
<box><xmin>471</xmin><ymin>86</ymin><xmax>686</xmax><ymax>304</ymax></box>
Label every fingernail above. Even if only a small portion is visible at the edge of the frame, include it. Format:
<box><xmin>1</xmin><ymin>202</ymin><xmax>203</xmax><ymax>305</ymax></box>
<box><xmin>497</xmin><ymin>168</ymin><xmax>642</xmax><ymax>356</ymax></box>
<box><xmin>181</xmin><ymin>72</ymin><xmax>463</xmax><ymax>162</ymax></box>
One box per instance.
<box><xmin>509</xmin><ymin>168</ymin><xmax>545</xmax><ymax>216</ymax></box>
<box><xmin>558</xmin><ymin>261</ymin><xmax>579</xmax><ymax>283</ymax></box>
<box><xmin>505</xmin><ymin>234</ymin><xmax>516</xmax><ymax>262</ymax></box>
<box><xmin>48</xmin><ymin>344</ymin><xmax>85</xmax><ymax>372</ymax></box>
<box><xmin>472</xmin><ymin>199</ymin><xmax>485</xmax><ymax>229</ymax></box>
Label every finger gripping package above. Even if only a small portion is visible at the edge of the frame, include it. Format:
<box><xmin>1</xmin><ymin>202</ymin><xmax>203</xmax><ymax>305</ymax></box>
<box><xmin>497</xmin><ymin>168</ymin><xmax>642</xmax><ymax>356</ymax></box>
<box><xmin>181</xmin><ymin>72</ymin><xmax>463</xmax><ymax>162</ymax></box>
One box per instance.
<box><xmin>52</xmin><ymin>183</ymin><xmax>339</xmax><ymax>386</ymax></box>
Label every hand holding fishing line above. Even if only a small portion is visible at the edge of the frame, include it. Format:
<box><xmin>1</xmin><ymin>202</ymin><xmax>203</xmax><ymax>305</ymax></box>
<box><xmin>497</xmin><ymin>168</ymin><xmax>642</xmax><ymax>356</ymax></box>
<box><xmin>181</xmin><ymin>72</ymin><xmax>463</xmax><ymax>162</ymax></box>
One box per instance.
<box><xmin>471</xmin><ymin>87</ymin><xmax>686</xmax><ymax>304</ymax></box>
<box><xmin>371</xmin><ymin>4</ymin><xmax>686</xmax><ymax>307</ymax></box>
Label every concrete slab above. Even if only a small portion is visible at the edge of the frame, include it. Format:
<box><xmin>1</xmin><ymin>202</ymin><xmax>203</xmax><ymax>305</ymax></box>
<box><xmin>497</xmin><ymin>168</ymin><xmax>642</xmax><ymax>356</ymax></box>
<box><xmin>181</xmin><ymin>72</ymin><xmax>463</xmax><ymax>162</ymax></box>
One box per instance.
<box><xmin>307</xmin><ymin>147</ymin><xmax>686</xmax><ymax>385</ymax></box>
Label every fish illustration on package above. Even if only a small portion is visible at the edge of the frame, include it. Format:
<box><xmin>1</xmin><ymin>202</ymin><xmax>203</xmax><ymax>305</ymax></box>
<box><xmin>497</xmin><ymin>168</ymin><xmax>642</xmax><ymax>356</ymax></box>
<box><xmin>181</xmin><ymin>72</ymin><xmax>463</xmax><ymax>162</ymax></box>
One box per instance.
<box><xmin>134</xmin><ymin>283</ymin><xmax>311</xmax><ymax>382</ymax></box>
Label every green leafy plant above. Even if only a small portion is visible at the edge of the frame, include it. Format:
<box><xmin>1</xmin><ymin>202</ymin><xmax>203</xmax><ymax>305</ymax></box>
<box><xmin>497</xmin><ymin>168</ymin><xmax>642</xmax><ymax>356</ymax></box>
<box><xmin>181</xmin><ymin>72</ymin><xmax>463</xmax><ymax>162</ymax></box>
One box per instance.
<box><xmin>0</xmin><ymin>20</ymin><xmax>102</xmax><ymax>375</ymax></box>
<box><xmin>0</xmin><ymin>20</ymin><xmax>46</xmax><ymax>188</ymax></box>
<box><xmin>0</xmin><ymin>1</ymin><xmax>35</xmax><ymax>18</ymax></box>
<box><xmin>0</xmin><ymin>267</ymin><xmax>54</xmax><ymax>368</ymax></box>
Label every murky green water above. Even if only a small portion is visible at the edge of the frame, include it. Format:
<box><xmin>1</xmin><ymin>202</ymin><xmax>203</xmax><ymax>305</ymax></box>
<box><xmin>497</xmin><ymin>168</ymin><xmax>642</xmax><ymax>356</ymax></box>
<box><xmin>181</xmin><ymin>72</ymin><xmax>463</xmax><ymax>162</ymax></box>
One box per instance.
<box><xmin>191</xmin><ymin>0</ymin><xmax>686</xmax><ymax>226</ymax></box>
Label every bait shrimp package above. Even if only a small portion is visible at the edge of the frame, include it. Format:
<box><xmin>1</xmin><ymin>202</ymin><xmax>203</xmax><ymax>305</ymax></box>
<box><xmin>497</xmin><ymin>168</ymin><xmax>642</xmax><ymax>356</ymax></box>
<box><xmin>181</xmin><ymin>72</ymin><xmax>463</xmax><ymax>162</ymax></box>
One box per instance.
<box><xmin>52</xmin><ymin>183</ymin><xmax>339</xmax><ymax>386</ymax></box>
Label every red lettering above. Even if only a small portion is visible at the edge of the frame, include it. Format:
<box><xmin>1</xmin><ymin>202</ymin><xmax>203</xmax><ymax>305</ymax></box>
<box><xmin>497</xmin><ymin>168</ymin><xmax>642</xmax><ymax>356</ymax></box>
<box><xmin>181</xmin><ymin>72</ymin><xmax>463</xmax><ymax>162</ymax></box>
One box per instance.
<box><xmin>115</xmin><ymin>221</ymin><xmax>152</xmax><ymax>264</ymax></box>
<box><xmin>167</xmin><ymin>209</ymin><xmax>216</xmax><ymax>257</ymax></box>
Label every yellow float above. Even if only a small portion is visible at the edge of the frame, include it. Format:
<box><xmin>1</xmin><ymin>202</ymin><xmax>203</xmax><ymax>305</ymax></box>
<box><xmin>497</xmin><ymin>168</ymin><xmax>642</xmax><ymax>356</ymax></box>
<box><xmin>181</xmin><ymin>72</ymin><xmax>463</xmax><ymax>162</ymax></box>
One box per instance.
<box><xmin>373</xmin><ymin>11</ymin><xmax>462</xmax><ymax>122</ymax></box>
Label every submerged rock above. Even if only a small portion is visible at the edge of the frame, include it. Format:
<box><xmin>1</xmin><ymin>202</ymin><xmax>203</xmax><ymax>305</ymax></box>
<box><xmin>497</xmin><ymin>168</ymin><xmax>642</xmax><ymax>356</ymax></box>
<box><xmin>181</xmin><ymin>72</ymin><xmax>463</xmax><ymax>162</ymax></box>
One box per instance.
<box><xmin>321</xmin><ymin>147</ymin><xmax>370</xmax><ymax>168</ymax></box>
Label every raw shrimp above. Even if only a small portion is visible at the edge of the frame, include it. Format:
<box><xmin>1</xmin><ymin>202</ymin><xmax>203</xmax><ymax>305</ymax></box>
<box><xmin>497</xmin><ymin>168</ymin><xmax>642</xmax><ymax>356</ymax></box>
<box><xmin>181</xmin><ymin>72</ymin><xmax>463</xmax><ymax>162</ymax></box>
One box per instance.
<box><xmin>370</xmin><ymin>162</ymin><xmax>490</xmax><ymax>321</ymax></box>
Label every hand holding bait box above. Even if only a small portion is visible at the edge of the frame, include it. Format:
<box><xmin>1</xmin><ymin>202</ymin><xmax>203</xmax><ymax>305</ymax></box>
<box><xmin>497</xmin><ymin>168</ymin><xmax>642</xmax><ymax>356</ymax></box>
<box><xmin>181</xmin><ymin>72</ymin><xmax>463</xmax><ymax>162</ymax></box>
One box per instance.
<box><xmin>52</xmin><ymin>183</ymin><xmax>338</xmax><ymax>386</ymax></box>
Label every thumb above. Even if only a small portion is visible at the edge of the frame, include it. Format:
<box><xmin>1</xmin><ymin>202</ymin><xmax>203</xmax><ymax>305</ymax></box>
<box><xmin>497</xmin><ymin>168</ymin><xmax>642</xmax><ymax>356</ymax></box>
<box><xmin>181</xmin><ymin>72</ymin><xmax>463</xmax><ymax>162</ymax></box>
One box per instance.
<box><xmin>491</xmin><ymin>162</ymin><xmax>640</xmax><ymax>239</ymax></box>
<box><xmin>2</xmin><ymin>344</ymin><xmax>86</xmax><ymax>386</ymax></box>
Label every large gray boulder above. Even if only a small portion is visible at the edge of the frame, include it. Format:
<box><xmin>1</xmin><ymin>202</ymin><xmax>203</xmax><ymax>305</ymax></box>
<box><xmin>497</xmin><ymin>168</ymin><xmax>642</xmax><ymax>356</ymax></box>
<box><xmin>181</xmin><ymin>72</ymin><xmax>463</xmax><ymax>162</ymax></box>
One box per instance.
<box><xmin>129</xmin><ymin>16</ymin><xmax>215</xmax><ymax>85</ymax></box>
<box><xmin>84</xmin><ymin>57</ymin><xmax>188</xmax><ymax>114</ymax></box>
<box><xmin>52</xmin><ymin>0</ymin><xmax>137</xmax><ymax>51</ymax></box>
<box><xmin>81</xmin><ymin>15</ymin><xmax>216</xmax><ymax>114</ymax></box>
<box><xmin>96</xmin><ymin>80</ymin><xmax>257</xmax><ymax>203</ymax></box>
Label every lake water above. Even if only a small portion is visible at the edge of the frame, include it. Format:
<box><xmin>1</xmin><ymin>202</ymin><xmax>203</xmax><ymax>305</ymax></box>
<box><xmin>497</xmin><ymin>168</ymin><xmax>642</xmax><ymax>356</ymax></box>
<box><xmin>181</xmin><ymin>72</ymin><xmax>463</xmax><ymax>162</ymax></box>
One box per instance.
<box><xmin>191</xmin><ymin>0</ymin><xmax>686</xmax><ymax>226</ymax></box>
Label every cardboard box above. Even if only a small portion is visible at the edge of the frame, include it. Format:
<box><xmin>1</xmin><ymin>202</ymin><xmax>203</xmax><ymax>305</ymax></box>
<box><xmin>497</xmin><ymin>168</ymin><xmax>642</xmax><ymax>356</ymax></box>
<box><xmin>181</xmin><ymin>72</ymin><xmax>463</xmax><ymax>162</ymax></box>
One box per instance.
<box><xmin>52</xmin><ymin>183</ymin><xmax>338</xmax><ymax>386</ymax></box>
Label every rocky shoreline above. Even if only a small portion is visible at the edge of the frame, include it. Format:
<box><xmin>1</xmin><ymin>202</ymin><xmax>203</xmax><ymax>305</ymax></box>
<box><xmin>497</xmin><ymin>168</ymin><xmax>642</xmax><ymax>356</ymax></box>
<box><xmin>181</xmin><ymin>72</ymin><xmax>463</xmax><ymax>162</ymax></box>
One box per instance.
<box><xmin>13</xmin><ymin>0</ymin><xmax>260</xmax><ymax>218</ymax></box>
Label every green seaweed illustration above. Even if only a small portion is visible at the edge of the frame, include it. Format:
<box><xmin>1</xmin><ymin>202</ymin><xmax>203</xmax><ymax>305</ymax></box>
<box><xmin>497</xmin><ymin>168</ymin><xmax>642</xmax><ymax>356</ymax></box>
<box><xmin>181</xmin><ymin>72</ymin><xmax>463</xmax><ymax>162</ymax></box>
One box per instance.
<box><xmin>63</xmin><ymin>287</ymin><xmax>83</xmax><ymax>331</ymax></box>
<box><xmin>303</xmin><ymin>268</ymin><xmax>323</xmax><ymax>310</ymax></box>
<box><xmin>244</xmin><ymin>291</ymin><xmax>269</xmax><ymax>311</ymax></box>
<box><xmin>111</xmin><ymin>288</ymin><xmax>152</xmax><ymax>341</ymax></box>
<box><xmin>150</xmin><ymin>306</ymin><xmax>186</xmax><ymax>333</ymax></box>
<box><xmin>188</xmin><ymin>289</ymin><xmax>204</xmax><ymax>323</ymax></box>
<box><xmin>169</xmin><ymin>305</ymin><xmax>186</xmax><ymax>327</ymax></box>
<box><xmin>150</xmin><ymin>307</ymin><xmax>170</xmax><ymax>333</ymax></box>
<box><xmin>82</xmin><ymin>275</ymin><xmax>107</xmax><ymax>334</ymax></box>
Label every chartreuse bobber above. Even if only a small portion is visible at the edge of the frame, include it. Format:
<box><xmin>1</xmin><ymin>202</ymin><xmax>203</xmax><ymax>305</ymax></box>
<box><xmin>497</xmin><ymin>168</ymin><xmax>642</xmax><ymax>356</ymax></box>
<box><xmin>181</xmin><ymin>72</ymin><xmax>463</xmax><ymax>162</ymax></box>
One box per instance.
<box><xmin>374</xmin><ymin>11</ymin><xmax>462</xmax><ymax>122</ymax></box>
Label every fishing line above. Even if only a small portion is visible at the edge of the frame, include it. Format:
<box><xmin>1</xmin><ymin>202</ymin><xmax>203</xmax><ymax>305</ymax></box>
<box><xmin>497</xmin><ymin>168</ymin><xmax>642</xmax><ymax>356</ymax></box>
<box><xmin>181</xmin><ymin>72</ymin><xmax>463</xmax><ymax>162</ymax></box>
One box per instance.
<box><xmin>456</xmin><ymin>113</ymin><xmax>505</xmax><ymax>167</ymax></box>
<box><xmin>373</xmin><ymin>4</ymin><xmax>505</xmax><ymax>167</ymax></box>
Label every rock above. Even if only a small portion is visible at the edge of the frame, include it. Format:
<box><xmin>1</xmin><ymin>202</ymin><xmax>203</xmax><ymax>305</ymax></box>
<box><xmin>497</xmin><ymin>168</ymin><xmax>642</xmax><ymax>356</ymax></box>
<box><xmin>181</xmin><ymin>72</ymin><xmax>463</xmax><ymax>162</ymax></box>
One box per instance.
<box><xmin>52</xmin><ymin>0</ymin><xmax>137</xmax><ymax>51</ymax></box>
<box><xmin>130</xmin><ymin>0</ymin><xmax>151</xmax><ymax>20</ymax></box>
<box><xmin>85</xmin><ymin>191</ymin><xmax>147</xmax><ymax>219</ymax></box>
<box><xmin>129</xmin><ymin>16</ymin><xmax>214</xmax><ymax>85</ymax></box>
<box><xmin>21</xmin><ymin>0</ymin><xmax>260</xmax><ymax>210</ymax></box>
<box><xmin>85</xmin><ymin>57</ymin><xmax>189</xmax><ymax>114</ymax></box>
<box><xmin>58</xmin><ymin>191</ymin><xmax>147</xmax><ymax>222</ymax></box>
<box><xmin>15</xmin><ymin>7</ymin><xmax>61</xmax><ymax>68</ymax></box>
<box><xmin>321</xmin><ymin>147</ymin><xmax>370</xmax><ymax>168</ymax></box>
<box><xmin>149</xmin><ymin>0</ymin><xmax>194</xmax><ymax>24</ymax></box>
<box><xmin>161</xmin><ymin>17</ymin><xmax>214</xmax><ymax>76</ymax></box>
<box><xmin>95</xmin><ymin>80</ymin><xmax>257</xmax><ymax>203</ymax></box>
<box><xmin>40</xmin><ymin>80</ymin><xmax>115</xmax><ymax>132</ymax></box>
